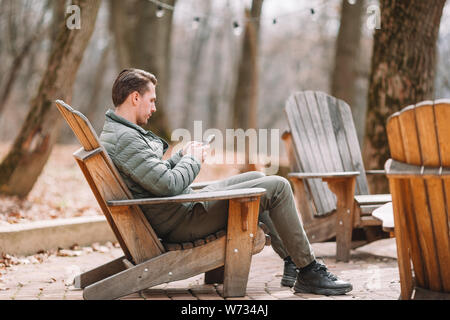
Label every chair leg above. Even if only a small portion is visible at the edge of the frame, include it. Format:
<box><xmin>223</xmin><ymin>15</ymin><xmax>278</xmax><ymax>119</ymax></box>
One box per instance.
<box><xmin>223</xmin><ymin>197</ymin><xmax>260</xmax><ymax>297</ymax></box>
<box><xmin>335</xmin><ymin>208</ymin><xmax>353</xmax><ymax>262</ymax></box>
<box><xmin>324</xmin><ymin>177</ymin><xmax>356</xmax><ymax>262</ymax></box>
<box><xmin>74</xmin><ymin>255</ymin><xmax>127</xmax><ymax>289</ymax></box>
<box><xmin>389</xmin><ymin>179</ymin><xmax>414</xmax><ymax>300</ymax></box>
<box><xmin>83</xmin><ymin>238</ymin><xmax>228</xmax><ymax>300</ymax></box>
<box><xmin>205</xmin><ymin>266</ymin><xmax>224</xmax><ymax>284</ymax></box>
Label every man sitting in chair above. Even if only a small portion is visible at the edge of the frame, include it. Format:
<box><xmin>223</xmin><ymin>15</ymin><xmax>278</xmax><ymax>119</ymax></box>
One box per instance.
<box><xmin>99</xmin><ymin>68</ymin><xmax>353</xmax><ymax>296</ymax></box>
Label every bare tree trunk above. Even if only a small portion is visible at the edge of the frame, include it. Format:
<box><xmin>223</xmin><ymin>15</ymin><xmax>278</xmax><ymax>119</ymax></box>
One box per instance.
<box><xmin>50</xmin><ymin>0</ymin><xmax>67</xmax><ymax>46</ymax></box>
<box><xmin>181</xmin><ymin>0</ymin><xmax>212</xmax><ymax>131</ymax></box>
<box><xmin>0</xmin><ymin>0</ymin><xmax>53</xmax><ymax>116</ymax></box>
<box><xmin>84</xmin><ymin>41</ymin><xmax>112</xmax><ymax>122</ymax></box>
<box><xmin>232</xmin><ymin>1</ymin><xmax>263</xmax><ymax>130</ymax></box>
<box><xmin>108</xmin><ymin>0</ymin><xmax>131</xmax><ymax>70</ymax></box>
<box><xmin>232</xmin><ymin>0</ymin><xmax>264</xmax><ymax>172</ymax></box>
<box><xmin>207</xmin><ymin>12</ymin><xmax>227</xmax><ymax>129</ymax></box>
<box><xmin>109</xmin><ymin>0</ymin><xmax>175</xmax><ymax>141</ymax></box>
<box><xmin>363</xmin><ymin>0</ymin><xmax>446</xmax><ymax>193</ymax></box>
<box><xmin>0</xmin><ymin>26</ymin><xmax>46</xmax><ymax>115</ymax></box>
<box><xmin>0</xmin><ymin>0</ymin><xmax>101</xmax><ymax>198</ymax></box>
<box><xmin>331</xmin><ymin>0</ymin><xmax>365</xmax><ymax>140</ymax></box>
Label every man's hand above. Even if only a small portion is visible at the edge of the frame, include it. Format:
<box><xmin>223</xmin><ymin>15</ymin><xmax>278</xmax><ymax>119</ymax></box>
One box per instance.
<box><xmin>182</xmin><ymin>141</ymin><xmax>209</xmax><ymax>163</ymax></box>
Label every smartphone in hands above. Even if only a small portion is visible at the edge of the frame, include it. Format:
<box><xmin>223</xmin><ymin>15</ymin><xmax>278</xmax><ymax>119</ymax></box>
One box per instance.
<box><xmin>203</xmin><ymin>134</ymin><xmax>215</xmax><ymax>146</ymax></box>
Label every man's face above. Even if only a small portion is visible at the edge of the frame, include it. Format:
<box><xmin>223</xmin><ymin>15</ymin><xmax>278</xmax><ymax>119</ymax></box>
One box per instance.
<box><xmin>136</xmin><ymin>83</ymin><xmax>156</xmax><ymax>126</ymax></box>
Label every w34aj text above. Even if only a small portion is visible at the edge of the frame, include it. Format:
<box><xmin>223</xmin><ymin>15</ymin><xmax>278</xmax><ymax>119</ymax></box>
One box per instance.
<box><xmin>180</xmin><ymin>304</ymin><xmax>268</xmax><ymax>317</ymax></box>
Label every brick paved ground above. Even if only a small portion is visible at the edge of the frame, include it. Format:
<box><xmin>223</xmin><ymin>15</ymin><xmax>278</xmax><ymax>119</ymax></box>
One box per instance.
<box><xmin>0</xmin><ymin>239</ymin><xmax>400</xmax><ymax>300</ymax></box>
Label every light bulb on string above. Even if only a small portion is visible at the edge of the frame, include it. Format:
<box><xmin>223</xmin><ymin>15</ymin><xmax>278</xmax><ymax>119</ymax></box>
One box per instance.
<box><xmin>156</xmin><ymin>5</ymin><xmax>165</xmax><ymax>18</ymax></box>
<box><xmin>310</xmin><ymin>8</ymin><xmax>317</xmax><ymax>21</ymax></box>
<box><xmin>347</xmin><ymin>0</ymin><xmax>357</xmax><ymax>4</ymax></box>
<box><xmin>233</xmin><ymin>21</ymin><xmax>242</xmax><ymax>36</ymax></box>
<box><xmin>192</xmin><ymin>16</ymin><xmax>200</xmax><ymax>30</ymax></box>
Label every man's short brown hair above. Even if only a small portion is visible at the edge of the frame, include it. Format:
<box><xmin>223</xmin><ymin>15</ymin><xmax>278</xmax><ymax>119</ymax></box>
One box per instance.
<box><xmin>112</xmin><ymin>68</ymin><xmax>157</xmax><ymax>107</ymax></box>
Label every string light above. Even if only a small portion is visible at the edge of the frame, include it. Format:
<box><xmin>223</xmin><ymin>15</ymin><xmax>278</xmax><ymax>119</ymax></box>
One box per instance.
<box><xmin>232</xmin><ymin>21</ymin><xmax>243</xmax><ymax>36</ymax></box>
<box><xmin>156</xmin><ymin>5</ymin><xmax>165</xmax><ymax>18</ymax></box>
<box><xmin>191</xmin><ymin>16</ymin><xmax>200</xmax><ymax>30</ymax></box>
<box><xmin>147</xmin><ymin>0</ymin><xmax>329</xmax><ymax>33</ymax></box>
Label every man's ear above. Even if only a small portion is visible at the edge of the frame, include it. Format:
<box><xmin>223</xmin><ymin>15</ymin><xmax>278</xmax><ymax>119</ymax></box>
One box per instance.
<box><xmin>130</xmin><ymin>91</ymin><xmax>140</xmax><ymax>106</ymax></box>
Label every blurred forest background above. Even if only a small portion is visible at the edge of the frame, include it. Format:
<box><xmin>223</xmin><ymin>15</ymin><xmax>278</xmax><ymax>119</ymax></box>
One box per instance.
<box><xmin>1</xmin><ymin>0</ymin><xmax>449</xmax><ymax>143</ymax></box>
<box><xmin>0</xmin><ymin>0</ymin><xmax>449</xmax><ymax>222</ymax></box>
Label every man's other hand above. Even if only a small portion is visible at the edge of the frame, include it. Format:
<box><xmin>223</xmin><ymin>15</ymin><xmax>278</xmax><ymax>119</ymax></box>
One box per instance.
<box><xmin>183</xmin><ymin>141</ymin><xmax>209</xmax><ymax>163</ymax></box>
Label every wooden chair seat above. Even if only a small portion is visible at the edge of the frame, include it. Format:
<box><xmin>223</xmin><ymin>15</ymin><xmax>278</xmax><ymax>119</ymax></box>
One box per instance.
<box><xmin>55</xmin><ymin>100</ymin><xmax>270</xmax><ymax>300</ymax></box>
<box><xmin>162</xmin><ymin>229</ymin><xmax>227</xmax><ymax>251</ymax></box>
<box><xmin>354</xmin><ymin>194</ymin><xmax>391</xmax><ymax>223</ymax></box>
<box><xmin>283</xmin><ymin>91</ymin><xmax>390</xmax><ymax>262</ymax></box>
<box><xmin>162</xmin><ymin>223</ymin><xmax>271</xmax><ymax>251</ymax></box>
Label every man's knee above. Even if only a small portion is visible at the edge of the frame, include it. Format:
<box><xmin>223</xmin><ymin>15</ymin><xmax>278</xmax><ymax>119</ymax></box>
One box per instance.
<box><xmin>269</xmin><ymin>175</ymin><xmax>290</xmax><ymax>186</ymax></box>
<box><xmin>247</xmin><ymin>171</ymin><xmax>266</xmax><ymax>180</ymax></box>
<box><xmin>262</xmin><ymin>175</ymin><xmax>291</xmax><ymax>193</ymax></box>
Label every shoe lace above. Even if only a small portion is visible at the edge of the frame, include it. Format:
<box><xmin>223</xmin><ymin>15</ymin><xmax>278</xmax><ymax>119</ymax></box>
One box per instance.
<box><xmin>312</xmin><ymin>263</ymin><xmax>338</xmax><ymax>281</ymax></box>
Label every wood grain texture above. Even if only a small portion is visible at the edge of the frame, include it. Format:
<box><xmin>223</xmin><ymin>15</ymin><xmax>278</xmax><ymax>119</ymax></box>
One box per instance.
<box><xmin>56</xmin><ymin>100</ymin><xmax>100</xmax><ymax>150</ymax></box>
<box><xmin>85</xmin><ymin>154</ymin><xmax>164</xmax><ymax>264</ymax></box>
<box><xmin>107</xmin><ymin>188</ymin><xmax>266</xmax><ymax>206</ymax></box>
<box><xmin>223</xmin><ymin>198</ymin><xmax>260</xmax><ymax>297</ymax></box>
<box><xmin>324</xmin><ymin>177</ymin><xmax>356</xmax><ymax>262</ymax></box>
<box><xmin>398</xmin><ymin>106</ymin><xmax>440</xmax><ymax>291</ymax></box>
<box><xmin>82</xmin><ymin>226</ymin><xmax>267</xmax><ymax>300</ymax></box>
<box><xmin>284</xmin><ymin>91</ymin><xmax>375</xmax><ymax>214</ymax></box>
<box><xmin>74</xmin><ymin>256</ymin><xmax>126</xmax><ymax>289</ymax></box>
<box><xmin>57</xmin><ymin>101</ymin><xmax>269</xmax><ymax>299</ymax></box>
<box><xmin>386</xmin><ymin>100</ymin><xmax>450</xmax><ymax>298</ymax></box>
<box><xmin>283</xmin><ymin>92</ymin><xmax>390</xmax><ymax>259</ymax></box>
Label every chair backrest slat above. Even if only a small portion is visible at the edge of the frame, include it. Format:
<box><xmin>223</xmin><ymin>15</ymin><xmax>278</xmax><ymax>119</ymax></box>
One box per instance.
<box><xmin>293</xmin><ymin>93</ymin><xmax>337</xmax><ymax>213</ymax></box>
<box><xmin>315</xmin><ymin>92</ymin><xmax>345</xmax><ymax>171</ymax></box>
<box><xmin>286</xmin><ymin>95</ymin><xmax>328</xmax><ymax>214</ymax></box>
<box><xmin>56</xmin><ymin>100</ymin><xmax>100</xmax><ymax>151</ymax></box>
<box><xmin>335</xmin><ymin>99</ymin><xmax>369</xmax><ymax>195</ymax></box>
<box><xmin>285</xmin><ymin>91</ymin><xmax>369</xmax><ymax>216</ymax></box>
<box><xmin>386</xmin><ymin>99</ymin><xmax>450</xmax><ymax>293</ymax></box>
<box><xmin>55</xmin><ymin>101</ymin><xmax>165</xmax><ymax>264</ymax></box>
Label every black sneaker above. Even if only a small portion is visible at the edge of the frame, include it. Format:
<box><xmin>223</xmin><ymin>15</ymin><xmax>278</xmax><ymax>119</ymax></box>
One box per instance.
<box><xmin>280</xmin><ymin>257</ymin><xmax>298</xmax><ymax>287</ymax></box>
<box><xmin>294</xmin><ymin>261</ymin><xmax>353</xmax><ymax>296</ymax></box>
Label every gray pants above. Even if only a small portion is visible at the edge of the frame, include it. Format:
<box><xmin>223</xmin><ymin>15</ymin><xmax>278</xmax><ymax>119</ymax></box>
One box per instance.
<box><xmin>165</xmin><ymin>171</ymin><xmax>315</xmax><ymax>268</ymax></box>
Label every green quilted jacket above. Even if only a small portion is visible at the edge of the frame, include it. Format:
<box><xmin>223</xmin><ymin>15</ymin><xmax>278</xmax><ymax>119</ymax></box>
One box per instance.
<box><xmin>99</xmin><ymin>109</ymin><xmax>202</xmax><ymax>238</ymax></box>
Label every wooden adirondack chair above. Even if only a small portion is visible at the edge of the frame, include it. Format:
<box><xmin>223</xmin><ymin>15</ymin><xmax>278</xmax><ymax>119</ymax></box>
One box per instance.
<box><xmin>282</xmin><ymin>91</ymin><xmax>391</xmax><ymax>262</ymax></box>
<box><xmin>55</xmin><ymin>100</ymin><xmax>270</xmax><ymax>300</ymax></box>
<box><xmin>385</xmin><ymin>99</ymin><xmax>450</xmax><ymax>300</ymax></box>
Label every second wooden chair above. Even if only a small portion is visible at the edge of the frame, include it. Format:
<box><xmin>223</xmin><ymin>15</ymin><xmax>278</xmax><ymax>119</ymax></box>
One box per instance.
<box><xmin>282</xmin><ymin>91</ymin><xmax>391</xmax><ymax>262</ymax></box>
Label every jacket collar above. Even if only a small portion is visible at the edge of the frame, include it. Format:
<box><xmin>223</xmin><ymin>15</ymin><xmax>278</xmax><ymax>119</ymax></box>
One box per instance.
<box><xmin>105</xmin><ymin>109</ymin><xmax>170</xmax><ymax>152</ymax></box>
<box><xmin>105</xmin><ymin>109</ymin><xmax>148</xmax><ymax>135</ymax></box>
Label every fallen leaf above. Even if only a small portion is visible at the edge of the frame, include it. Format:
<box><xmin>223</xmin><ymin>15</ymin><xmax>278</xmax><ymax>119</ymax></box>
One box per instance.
<box><xmin>91</xmin><ymin>243</ymin><xmax>109</xmax><ymax>253</ymax></box>
<box><xmin>57</xmin><ymin>249</ymin><xmax>82</xmax><ymax>257</ymax></box>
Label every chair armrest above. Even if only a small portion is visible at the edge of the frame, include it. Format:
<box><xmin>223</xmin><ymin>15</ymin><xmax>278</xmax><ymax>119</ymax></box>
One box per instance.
<box><xmin>106</xmin><ymin>188</ymin><xmax>266</xmax><ymax>207</ymax></box>
<box><xmin>365</xmin><ymin>170</ymin><xmax>385</xmax><ymax>175</ymax></box>
<box><xmin>385</xmin><ymin>159</ymin><xmax>450</xmax><ymax>178</ymax></box>
<box><xmin>288</xmin><ymin>171</ymin><xmax>360</xmax><ymax>180</ymax></box>
<box><xmin>190</xmin><ymin>180</ymin><xmax>220</xmax><ymax>190</ymax></box>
